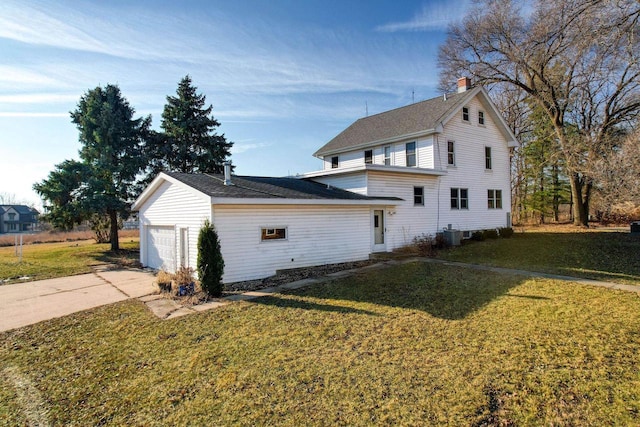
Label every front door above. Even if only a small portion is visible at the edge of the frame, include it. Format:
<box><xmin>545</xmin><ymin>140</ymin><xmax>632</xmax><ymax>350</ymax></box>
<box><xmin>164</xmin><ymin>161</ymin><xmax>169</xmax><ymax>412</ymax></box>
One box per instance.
<box><xmin>372</xmin><ymin>209</ymin><xmax>385</xmax><ymax>252</ymax></box>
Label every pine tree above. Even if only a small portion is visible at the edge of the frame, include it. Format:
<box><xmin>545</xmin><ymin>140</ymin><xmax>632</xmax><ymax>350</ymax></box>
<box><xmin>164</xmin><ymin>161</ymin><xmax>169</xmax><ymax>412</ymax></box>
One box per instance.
<box><xmin>197</xmin><ymin>219</ymin><xmax>224</xmax><ymax>297</ymax></box>
<box><xmin>157</xmin><ymin>75</ymin><xmax>233</xmax><ymax>174</ymax></box>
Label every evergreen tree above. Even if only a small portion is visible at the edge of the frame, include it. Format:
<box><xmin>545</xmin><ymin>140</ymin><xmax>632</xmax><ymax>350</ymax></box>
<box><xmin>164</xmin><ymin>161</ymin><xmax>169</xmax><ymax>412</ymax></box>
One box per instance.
<box><xmin>152</xmin><ymin>75</ymin><xmax>232</xmax><ymax>175</ymax></box>
<box><xmin>35</xmin><ymin>85</ymin><xmax>150</xmax><ymax>250</ymax></box>
<box><xmin>197</xmin><ymin>219</ymin><xmax>224</xmax><ymax>297</ymax></box>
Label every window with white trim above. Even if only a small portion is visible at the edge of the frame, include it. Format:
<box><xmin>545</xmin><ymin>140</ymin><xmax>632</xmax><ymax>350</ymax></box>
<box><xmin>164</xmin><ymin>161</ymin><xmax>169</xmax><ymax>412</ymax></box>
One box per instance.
<box><xmin>331</xmin><ymin>156</ymin><xmax>338</xmax><ymax>169</ymax></box>
<box><xmin>261</xmin><ymin>227</ymin><xmax>287</xmax><ymax>241</ymax></box>
<box><xmin>364</xmin><ymin>149</ymin><xmax>373</xmax><ymax>164</ymax></box>
<box><xmin>488</xmin><ymin>189</ymin><xmax>502</xmax><ymax>209</ymax></box>
<box><xmin>485</xmin><ymin>146</ymin><xmax>492</xmax><ymax>170</ymax></box>
<box><xmin>451</xmin><ymin>188</ymin><xmax>469</xmax><ymax>210</ymax></box>
<box><xmin>478</xmin><ymin>111</ymin><xmax>485</xmax><ymax>125</ymax></box>
<box><xmin>462</xmin><ymin>106</ymin><xmax>470</xmax><ymax>122</ymax></box>
<box><xmin>414</xmin><ymin>186</ymin><xmax>424</xmax><ymax>206</ymax></box>
<box><xmin>384</xmin><ymin>146</ymin><xmax>391</xmax><ymax>165</ymax></box>
<box><xmin>447</xmin><ymin>141</ymin><xmax>455</xmax><ymax>166</ymax></box>
<box><xmin>406</xmin><ymin>141</ymin><xmax>416</xmax><ymax>167</ymax></box>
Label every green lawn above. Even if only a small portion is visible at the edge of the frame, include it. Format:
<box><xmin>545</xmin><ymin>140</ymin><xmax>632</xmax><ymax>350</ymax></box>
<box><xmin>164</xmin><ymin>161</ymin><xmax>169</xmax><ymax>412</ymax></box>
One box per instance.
<box><xmin>2</xmin><ymin>255</ymin><xmax>640</xmax><ymax>425</ymax></box>
<box><xmin>439</xmin><ymin>230</ymin><xmax>640</xmax><ymax>285</ymax></box>
<box><xmin>0</xmin><ymin>239</ymin><xmax>140</xmax><ymax>283</ymax></box>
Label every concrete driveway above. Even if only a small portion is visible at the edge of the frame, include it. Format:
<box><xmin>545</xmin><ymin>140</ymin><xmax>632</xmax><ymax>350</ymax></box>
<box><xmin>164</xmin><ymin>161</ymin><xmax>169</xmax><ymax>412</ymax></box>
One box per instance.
<box><xmin>0</xmin><ymin>268</ymin><xmax>157</xmax><ymax>332</ymax></box>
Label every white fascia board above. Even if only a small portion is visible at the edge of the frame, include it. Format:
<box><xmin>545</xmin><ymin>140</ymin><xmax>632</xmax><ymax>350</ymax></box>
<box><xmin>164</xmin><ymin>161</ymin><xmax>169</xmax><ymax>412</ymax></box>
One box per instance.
<box><xmin>132</xmin><ymin>172</ymin><xmax>211</xmax><ymax>211</ymax></box>
<box><xmin>301</xmin><ymin>164</ymin><xmax>447</xmax><ymax>179</ymax></box>
<box><xmin>210</xmin><ymin>197</ymin><xmax>397</xmax><ymax>206</ymax></box>
<box><xmin>314</xmin><ymin>128</ymin><xmax>439</xmax><ymax>159</ymax></box>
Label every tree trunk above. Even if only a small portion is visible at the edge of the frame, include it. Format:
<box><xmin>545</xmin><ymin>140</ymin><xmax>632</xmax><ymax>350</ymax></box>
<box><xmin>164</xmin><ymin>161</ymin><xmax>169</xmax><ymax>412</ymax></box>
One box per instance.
<box><xmin>570</xmin><ymin>173</ymin><xmax>589</xmax><ymax>227</ymax></box>
<box><xmin>109</xmin><ymin>210</ymin><xmax>119</xmax><ymax>251</ymax></box>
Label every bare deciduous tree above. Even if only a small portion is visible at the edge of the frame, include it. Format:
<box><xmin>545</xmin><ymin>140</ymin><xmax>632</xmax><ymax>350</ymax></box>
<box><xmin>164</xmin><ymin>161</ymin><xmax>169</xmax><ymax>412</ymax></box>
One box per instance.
<box><xmin>439</xmin><ymin>0</ymin><xmax>640</xmax><ymax>226</ymax></box>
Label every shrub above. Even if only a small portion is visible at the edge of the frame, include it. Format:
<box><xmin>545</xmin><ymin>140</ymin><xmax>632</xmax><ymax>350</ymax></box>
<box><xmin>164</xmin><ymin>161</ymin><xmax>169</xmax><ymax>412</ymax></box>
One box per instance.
<box><xmin>498</xmin><ymin>227</ymin><xmax>514</xmax><ymax>238</ymax></box>
<box><xmin>412</xmin><ymin>234</ymin><xmax>437</xmax><ymax>257</ymax></box>
<box><xmin>156</xmin><ymin>270</ymin><xmax>173</xmax><ymax>293</ymax></box>
<box><xmin>174</xmin><ymin>266</ymin><xmax>195</xmax><ymax>296</ymax></box>
<box><xmin>483</xmin><ymin>229</ymin><xmax>499</xmax><ymax>239</ymax></box>
<box><xmin>197</xmin><ymin>219</ymin><xmax>224</xmax><ymax>297</ymax></box>
<box><xmin>471</xmin><ymin>231</ymin><xmax>485</xmax><ymax>241</ymax></box>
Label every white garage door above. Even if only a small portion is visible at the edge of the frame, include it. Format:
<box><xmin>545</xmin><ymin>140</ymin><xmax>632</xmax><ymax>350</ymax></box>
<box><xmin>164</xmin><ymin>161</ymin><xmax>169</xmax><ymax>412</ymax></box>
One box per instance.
<box><xmin>146</xmin><ymin>226</ymin><xmax>176</xmax><ymax>272</ymax></box>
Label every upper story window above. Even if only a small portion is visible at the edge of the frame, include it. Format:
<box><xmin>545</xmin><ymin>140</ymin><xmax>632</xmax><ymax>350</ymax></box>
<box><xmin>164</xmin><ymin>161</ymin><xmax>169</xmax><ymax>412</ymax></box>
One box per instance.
<box><xmin>331</xmin><ymin>156</ymin><xmax>339</xmax><ymax>169</ymax></box>
<box><xmin>384</xmin><ymin>146</ymin><xmax>391</xmax><ymax>165</ymax></box>
<box><xmin>451</xmin><ymin>188</ymin><xmax>469</xmax><ymax>210</ymax></box>
<box><xmin>8</xmin><ymin>213</ymin><xmax>16</xmax><ymax>220</ymax></box>
<box><xmin>485</xmin><ymin>146</ymin><xmax>492</xmax><ymax>170</ymax></box>
<box><xmin>364</xmin><ymin>150</ymin><xmax>373</xmax><ymax>164</ymax></box>
<box><xmin>414</xmin><ymin>187</ymin><xmax>424</xmax><ymax>205</ymax></box>
<box><xmin>406</xmin><ymin>142</ymin><xmax>416</xmax><ymax>167</ymax></box>
<box><xmin>488</xmin><ymin>189</ymin><xmax>502</xmax><ymax>209</ymax></box>
<box><xmin>462</xmin><ymin>106</ymin><xmax>470</xmax><ymax>122</ymax></box>
<box><xmin>478</xmin><ymin>111</ymin><xmax>485</xmax><ymax>125</ymax></box>
<box><xmin>447</xmin><ymin>141</ymin><xmax>455</xmax><ymax>166</ymax></box>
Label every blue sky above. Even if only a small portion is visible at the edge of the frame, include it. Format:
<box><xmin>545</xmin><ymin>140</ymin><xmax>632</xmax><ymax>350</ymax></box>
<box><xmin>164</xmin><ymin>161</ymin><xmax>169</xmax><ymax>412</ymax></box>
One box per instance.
<box><xmin>0</xmin><ymin>0</ymin><xmax>469</xmax><ymax>207</ymax></box>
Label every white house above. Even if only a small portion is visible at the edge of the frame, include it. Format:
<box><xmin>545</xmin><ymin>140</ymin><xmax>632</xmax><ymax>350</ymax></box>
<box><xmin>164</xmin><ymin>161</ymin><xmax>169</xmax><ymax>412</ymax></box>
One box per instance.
<box><xmin>133</xmin><ymin>78</ymin><xmax>518</xmax><ymax>283</ymax></box>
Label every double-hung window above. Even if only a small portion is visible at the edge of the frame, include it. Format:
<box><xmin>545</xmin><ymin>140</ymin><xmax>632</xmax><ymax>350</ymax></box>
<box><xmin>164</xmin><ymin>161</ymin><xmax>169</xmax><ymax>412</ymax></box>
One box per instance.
<box><xmin>384</xmin><ymin>146</ymin><xmax>391</xmax><ymax>165</ymax></box>
<box><xmin>331</xmin><ymin>156</ymin><xmax>339</xmax><ymax>169</ymax></box>
<box><xmin>478</xmin><ymin>111</ymin><xmax>485</xmax><ymax>125</ymax></box>
<box><xmin>406</xmin><ymin>142</ymin><xmax>416</xmax><ymax>167</ymax></box>
<box><xmin>447</xmin><ymin>141</ymin><xmax>455</xmax><ymax>166</ymax></box>
<box><xmin>462</xmin><ymin>106</ymin><xmax>470</xmax><ymax>122</ymax></box>
<box><xmin>485</xmin><ymin>146</ymin><xmax>492</xmax><ymax>170</ymax></box>
<box><xmin>414</xmin><ymin>187</ymin><xmax>424</xmax><ymax>206</ymax></box>
<box><xmin>451</xmin><ymin>188</ymin><xmax>469</xmax><ymax>210</ymax></box>
<box><xmin>364</xmin><ymin>150</ymin><xmax>373</xmax><ymax>164</ymax></box>
<box><xmin>488</xmin><ymin>190</ymin><xmax>502</xmax><ymax>209</ymax></box>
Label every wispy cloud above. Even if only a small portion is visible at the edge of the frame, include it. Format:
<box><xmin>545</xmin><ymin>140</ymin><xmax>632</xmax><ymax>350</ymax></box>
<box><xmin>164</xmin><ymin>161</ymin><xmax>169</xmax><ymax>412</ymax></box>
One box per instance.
<box><xmin>231</xmin><ymin>141</ymin><xmax>271</xmax><ymax>155</ymax></box>
<box><xmin>376</xmin><ymin>1</ymin><xmax>470</xmax><ymax>32</ymax></box>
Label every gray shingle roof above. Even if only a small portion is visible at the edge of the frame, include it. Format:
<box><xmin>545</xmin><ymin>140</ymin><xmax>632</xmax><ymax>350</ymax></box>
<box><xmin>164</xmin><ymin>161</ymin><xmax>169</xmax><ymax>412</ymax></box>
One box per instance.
<box><xmin>165</xmin><ymin>172</ymin><xmax>399</xmax><ymax>201</ymax></box>
<box><xmin>314</xmin><ymin>90</ymin><xmax>474</xmax><ymax>157</ymax></box>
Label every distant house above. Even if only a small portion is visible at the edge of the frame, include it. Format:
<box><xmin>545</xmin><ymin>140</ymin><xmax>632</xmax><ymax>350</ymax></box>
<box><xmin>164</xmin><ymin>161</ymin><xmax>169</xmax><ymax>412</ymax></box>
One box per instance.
<box><xmin>0</xmin><ymin>205</ymin><xmax>39</xmax><ymax>233</ymax></box>
<box><xmin>134</xmin><ymin>78</ymin><xmax>518</xmax><ymax>283</ymax></box>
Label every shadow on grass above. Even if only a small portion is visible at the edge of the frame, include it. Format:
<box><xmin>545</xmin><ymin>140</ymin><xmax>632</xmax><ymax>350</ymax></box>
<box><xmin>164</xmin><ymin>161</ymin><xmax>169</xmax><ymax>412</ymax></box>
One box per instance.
<box><xmin>91</xmin><ymin>248</ymin><xmax>141</xmax><ymax>269</ymax></box>
<box><xmin>249</xmin><ymin>295</ymin><xmax>380</xmax><ymax>316</ymax></box>
<box><xmin>252</xmin><ymin>261</ymin><xmax>528</xmax><ymax>320</ymax></box>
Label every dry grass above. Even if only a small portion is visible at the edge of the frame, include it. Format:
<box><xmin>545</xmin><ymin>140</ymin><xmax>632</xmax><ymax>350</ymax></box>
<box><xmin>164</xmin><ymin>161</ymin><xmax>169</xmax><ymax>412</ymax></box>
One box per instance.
<box><xmin>1</xmin><ymin>262</ymin><xmax>639</xmax><ymax>425</ymax></box>
<box><xmin>0</xmin><ymin>229</ymin><xmax>139</xmax><ymax>247</ymax></box>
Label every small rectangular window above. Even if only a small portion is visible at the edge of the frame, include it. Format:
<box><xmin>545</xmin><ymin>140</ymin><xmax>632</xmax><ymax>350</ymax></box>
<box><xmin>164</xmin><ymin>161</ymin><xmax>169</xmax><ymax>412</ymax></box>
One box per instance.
<box><xmin>485</xmin><ymin>146</ymin><xmax>492</xmax><ymax>170</ymax></box>
<box><xmin>478</xmin><ymin>111</ymin><xmax>485</xmax><ymax>125</ymax></box>
<box><xmin>406</xmin><ymin>141</ymin><xmax>416</xmax><ymax>167</ymax></box>
<box><xmin>447</xmin><ymin>141</ymin><xmax>455</xmax><ymax>165</ymax></box>
<box><xmin>261</xmin><ymin>227</ymin><xmax>287</xmax><ymax>241</ymax></box>
<box><xmin>462</xmin><ymin>106</ymin><xmax>470</xmax><ymax>122</ymax></box>
<box><xmin>364</xmin><ymin>150</ymin><xmax>373</xmax><ymax>164</ymax></box>
<box><xmin>331</xmin><ymin>156</ymin><xmax>339</xmax><ymax>169</ymax></box>
<box><xmin>488</xmin><ymin>189</ymin><xmax>502</xmax><ymax>209</ymax></box>
<box><xmin>384</xmin><ymin>146</ymin><xmax>391</xmax><ymax>165</ymax></box>
<box><xmin>451</xmin><ymin>188</ymin><xmax>469</xmax><ymax>210</ymax></box>
<box><xmin>414</xmin><ymin>186</ymin><xmax>424</xmax><ymax>205</ymax></box>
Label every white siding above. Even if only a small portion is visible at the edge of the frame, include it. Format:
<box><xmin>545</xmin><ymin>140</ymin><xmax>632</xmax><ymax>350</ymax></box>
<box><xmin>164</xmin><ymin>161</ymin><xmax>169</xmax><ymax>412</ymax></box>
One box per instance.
<box><xmin>213</xmin><ymin>205</ymin><xmax>371</xmax><ymax>283</ymax></box>
<box><xmin>311</xmin><ymin>174</ymin><xmax>368</xmax><ymax>195</ymax></box>
<box><xmin>323</xmin><ymin>137</ymin><xmax>435</xmax><ymax>170</ymax></box>
<box><xmin>434</xmin><ymin>96</ymin><xmax>512</xmax><ymax>231</ymax></box>
<box><xmin>137</xmin><ymin>180</ymin><xmax>211</xmax><ymax>273</ymax></box>
<box><xmin>366</xmin><ymin>171</ymin><xmax>440</xmax><ymax>250</ymax></box>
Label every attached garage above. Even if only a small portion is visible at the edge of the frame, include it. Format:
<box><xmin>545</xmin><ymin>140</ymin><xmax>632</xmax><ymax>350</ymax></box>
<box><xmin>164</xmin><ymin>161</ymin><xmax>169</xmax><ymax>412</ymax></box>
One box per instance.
<box><xmin>145</xmin><ymin>226</ymin><xmax>176</xmax><ymax>271</ymax></box>
<box><xmin>133</xmin><ymin>172</ymin><xmax>399</xmax><ymax>283</ymax></box>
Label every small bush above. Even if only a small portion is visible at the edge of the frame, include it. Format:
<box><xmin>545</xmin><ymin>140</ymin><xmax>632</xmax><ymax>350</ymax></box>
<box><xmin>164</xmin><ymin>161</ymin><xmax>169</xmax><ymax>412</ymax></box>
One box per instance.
<box><xmin>499</xmin><ymin>227</ymin><xmax>514</xmax><ymax>238</ymax></box>
<box><xmin>156</xmin><ymin>270</ymin><xmax>174</xmax><ymax>292</ymax></box>
<box><xmin>412</xmin><ymin>234</ymin><xmax>437</xmax><ymax>257</ymax></box>
<box><xmin>471</xmin><ymin>231</ymin><xmax>485</xmax><ymax>241</ymax></box>
<box><xmin>483</xmin><ymin>229</ymin><xmax>499</xmax><ymax>239</ymax></box>
<box><xmin>198</xmin><ymin>219</ymin><xmax>225</xmax><ymax>297</ymax></box>
<box><xmin>174</xmin><ymin>266</ymin><xmax>195</xmax><ymax>296</ymax></box>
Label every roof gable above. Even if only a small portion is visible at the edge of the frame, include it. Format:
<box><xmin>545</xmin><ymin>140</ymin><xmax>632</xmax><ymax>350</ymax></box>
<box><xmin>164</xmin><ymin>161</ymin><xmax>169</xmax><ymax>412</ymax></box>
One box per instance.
<box><xmin>314</xmin><ymin>86</ymin><xmax>518</xmax><ymax>157</ymax></box>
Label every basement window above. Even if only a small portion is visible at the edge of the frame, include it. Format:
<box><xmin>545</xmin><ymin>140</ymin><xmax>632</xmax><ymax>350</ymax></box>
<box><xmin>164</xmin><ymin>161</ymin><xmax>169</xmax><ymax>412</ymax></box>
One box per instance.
<box><xmin>261</xmin><ymin>227</ymin><xmax>287</xmax><ymax>241</ymax></box>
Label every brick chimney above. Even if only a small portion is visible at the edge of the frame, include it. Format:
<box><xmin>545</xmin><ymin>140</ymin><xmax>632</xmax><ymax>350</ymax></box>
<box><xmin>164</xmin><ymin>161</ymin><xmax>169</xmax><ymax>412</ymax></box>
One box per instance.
<box><xmin>457</xmin><ymin>77</ymin><xmax>472</xmax><ymax>93</ymax></box>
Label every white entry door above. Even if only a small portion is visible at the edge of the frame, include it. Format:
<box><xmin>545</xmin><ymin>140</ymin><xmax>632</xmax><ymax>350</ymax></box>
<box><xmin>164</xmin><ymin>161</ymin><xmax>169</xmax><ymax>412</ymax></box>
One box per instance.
<box><xmin>372</xmin><ymin>209</ymin><xmax>386</xmax><ymax>252</ymax></box>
